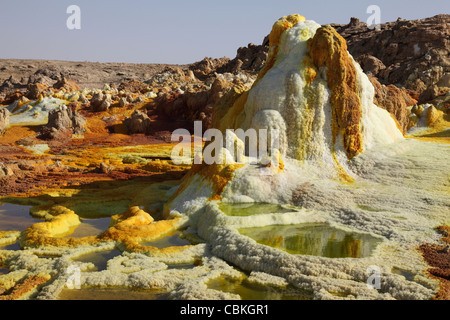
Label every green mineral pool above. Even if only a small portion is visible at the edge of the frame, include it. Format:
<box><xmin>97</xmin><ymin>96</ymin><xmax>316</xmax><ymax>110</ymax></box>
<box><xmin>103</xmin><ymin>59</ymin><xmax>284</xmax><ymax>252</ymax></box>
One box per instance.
<box><xmin>73</xmin><ymin>249</ymin><xmax>122</xmax><ymax>271</ymax></box>
<box><xmin>219</xmin><ymin>202</ymin><xmax>297</xmax><ymax>217</ymax></box>
<box><xmin>207</xmin><ymin>276</ymin><xmax>311</xmax><ymax>300</ymax></box>
<box><xmin>141</xmin><ymin>231</ymin><xmax>192</xmax><ymax>249</ymax></box>
<box><xmin>239</xmin><ymin>223</ymin><xmax>381</xmax><ymax>258</ymax></box>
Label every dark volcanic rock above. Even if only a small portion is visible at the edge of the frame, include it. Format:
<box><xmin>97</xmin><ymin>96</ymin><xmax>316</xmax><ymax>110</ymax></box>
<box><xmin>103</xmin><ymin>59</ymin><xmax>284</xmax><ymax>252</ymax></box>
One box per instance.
<box><xmin>219</xmin><ymin>37</ymin><xmax>270</xmax><ymax>75</ymax></box>
<box><xmin>418</xmin><ymin>84</ymin><xmax>450</xmax><ymax>104</ymax></box>
<box><xmin>153</xmin><ymin>76</ymin><xmax>233</xmax><ymax>129</ymax></box>
<box><xmin>188</xmin><ymin>38</ymin><xmax>269</xmax><ymax>79</ymax></box>
<box><xmin>189</xmin><ymin>57</ymin><xmax>231</xmax><ymax>80</ymax></box>
<box><xmin>355</xmin><ymin>54</ymin><xmax>386</xmax><ymax>76</ymax></box>
<box><xmin>331</xmin><ymin>15</ymin><xmax>450</xmax><ymax>93</ymax></box>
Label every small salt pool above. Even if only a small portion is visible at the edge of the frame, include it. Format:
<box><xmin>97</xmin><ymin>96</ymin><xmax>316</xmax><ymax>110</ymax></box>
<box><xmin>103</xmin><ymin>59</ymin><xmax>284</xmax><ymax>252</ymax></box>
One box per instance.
<box><xmin>67</xmin><ymin>217</ymin><xmax>111</xmax><ymax>238</ymax></box>
<box><xmin>219</xmin><ymin>202</ymin><xmax>297</xmax><ymax>217</ymax></box>
<box><xmin>73</xmin><ymin>249</ymin><xmax>122</xmax><ymax>271</ymax></box>
<box><xmin>207</xmin><ymin>276</ymin><xmax>311</xmax><ymax>300</ymax></box>
<box><xmin>239</xmin><ymin>223</ymin><xmax>381</xmax><ymax>258</ymax></box>
<box><xmin>141</xmin><ymin>231</ymin><xmax>191</xmax><ymax>249</ymax></box>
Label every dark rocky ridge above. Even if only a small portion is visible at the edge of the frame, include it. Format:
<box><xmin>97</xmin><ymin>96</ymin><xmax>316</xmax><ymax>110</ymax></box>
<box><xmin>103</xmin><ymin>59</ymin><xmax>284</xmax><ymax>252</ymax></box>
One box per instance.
<box><xmin>331</xmin><ymin>14</ymin><xmax>449</xmax><ymax>94</ymax></box>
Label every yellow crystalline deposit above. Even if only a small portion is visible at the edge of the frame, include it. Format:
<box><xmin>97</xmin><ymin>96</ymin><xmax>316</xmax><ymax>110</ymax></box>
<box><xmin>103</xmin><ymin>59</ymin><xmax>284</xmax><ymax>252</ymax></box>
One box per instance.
<box><xmin>109</xmin><ymin>206</ymin><xmax>154</xmax><ymax>227</ymax></box>
<box><xmin>20</xmin><ymin>206</ymin><xmax>84</xmax><ymax>247</ymax></box>
<box><xmin>0</xmin><ymin>231</ymin><xmax>20</xmax><ymax>247</ymax></box>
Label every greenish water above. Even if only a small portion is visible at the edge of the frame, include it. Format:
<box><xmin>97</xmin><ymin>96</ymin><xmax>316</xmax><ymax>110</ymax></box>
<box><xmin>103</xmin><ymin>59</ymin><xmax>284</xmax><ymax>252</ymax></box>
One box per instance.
<box><xmin>141</xmin><ymin>232</ymin><xmax>191</xmax><ymax>249</ymax></box>
<box><xmin>73</xmin><ymin>249</ymin><xmax>122</xmax><ymax>271</ymax></box>
<box><xmin>207</xmin><ymin>277</ymin><xmax>311</xmax><ymax>300</ymax></box>
<box><xmin>0</xmin><ymin>203</ymin><xmax>40</xmax><ymax>231</ymax></box>
<box><xmin>239</xmin><ymin>223</ymin><xmax>381</xmax><ymax>258</ymax></box>
<box><xmin>68</xmin><ymin>217</ymin><xmax>111</xmax><ymax>238</ymax></box>
<box><xmin>219</xmin><ymin>202</ymin><xmax>297</xmax><ymax>217</ymax></box>
<box><xmin>357</xmin><ymin>205</ymin><xmax>385</xmax><ymax>212</ymax></box>
<box><xmin>58</xmin><ymin>287</ymin><xmax>168</xmax><ymax>300</ymax></box>
<box><xmin>67</xmin><ymin>200</ymin><xmax>130</xmax><ymax>219</ymax></box>
<box><xmin>166</xmin><ymin>259</ymin><xmax>202</xmax><ymax>269</ymax></box>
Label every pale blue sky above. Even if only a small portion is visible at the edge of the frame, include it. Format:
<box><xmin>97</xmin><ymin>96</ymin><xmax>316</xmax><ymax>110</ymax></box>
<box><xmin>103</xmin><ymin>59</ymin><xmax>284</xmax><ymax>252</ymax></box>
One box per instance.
<box><xmin>0</xmin><ymin>0</ymin><xmax>448</xmax><ymax>64</ymax></box>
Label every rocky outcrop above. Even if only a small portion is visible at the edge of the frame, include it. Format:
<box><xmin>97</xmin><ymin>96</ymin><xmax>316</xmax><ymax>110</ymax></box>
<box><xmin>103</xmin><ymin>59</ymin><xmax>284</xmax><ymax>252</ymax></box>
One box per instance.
<box><xmin>90</xmin><ymin>92</ymin><xmax>112</xmax><ymax>112</ymax></box>
<box><xmin>118</xmin><ymin>79</ymin><xmax>150</xmax><ymax>94</ymax></box>
<box><xmin>188</xmin><ymin>40</ymin><xmax>270</xmax><ymax>79</ymax></box>
<box><xmin>355</xmin><ymin>54</ymin><xmax>386</xmax><ymax>76</ymax></box>
<box><xmin>0</xmin><ymin>108</ymin><xmax>10</xmax><ymax>134</ymax></box>
<box><xmin>40</xmin><ymin>105</ymin><xmax>86</xmax><ymax>139</ymax></box>
<box><xmin>118</xmin><ymin>97</ymin><xmax>128</xmax><ymax>108</ymax></box>
<box><xmin>0</xmin><ymin>90</ymin><xmax>24</xmax><ymax>105</ymax></box>
<box><xmin>368</xmin><ymin>75</ymin><xmax>416</xmax><ymax>134</ymax></box>
<box><xmin>0</xmin><ymin>163</ymin><xmax>14</xmax><ymax>178</ymax></box>
<box><xmin>25</xmin><ymin>83</ymin><xmax>49</xmax><ymax>100</ymax></box>
<box><xmin>219</xmin><ymin>38</ymin><xmax>270</xmax><ymax>75</ymax></box>
<box><xmin>189</xmin><ymin>57</ymin><xmax>230</xmax><ymax>80</ymax></box>
<box><xmin>124</xmin><ymin>109</ymin><xmax>152</xmax><ymax>134</ymax></box>
<box><xmin>154</xmin><ymin>76</ymin><xmax>234</xmax><ymax>129</ymax></box>
<box><xmin>331</xmin><ymin>15</ymin><xmax>450</xmax><ymax>95</ymax></box>
<box><xmin>145</xmin><ymin>66</ymin><xmax>198</xmax><ymax>93</ymax></box>
<box><xmin>53</xmin><ymin>77</ymin><xmax>80</xmax><ymax>92</ymax></box>
<box><xmin>418</xmin><ymin>84</ymin><xmax>450</xmax><ymax>104</ymax></box>
<box><xmin>0</xmin><ymin>76</ymin><xmax>26</xmax><ymax>97</ymax></box>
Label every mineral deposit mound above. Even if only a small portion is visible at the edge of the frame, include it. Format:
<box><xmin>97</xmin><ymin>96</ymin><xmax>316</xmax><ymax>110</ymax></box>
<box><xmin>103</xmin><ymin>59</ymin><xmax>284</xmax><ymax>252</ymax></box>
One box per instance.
<box><xmin>0</xmin><ymin>14</ymin><xmax>448</xmax><ymax>301</ymax></box>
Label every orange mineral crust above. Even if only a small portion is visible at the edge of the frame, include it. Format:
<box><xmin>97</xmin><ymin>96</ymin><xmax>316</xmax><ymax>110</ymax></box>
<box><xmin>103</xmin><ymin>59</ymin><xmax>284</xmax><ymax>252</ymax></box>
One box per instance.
<box><xmin>0</xmin><ymin>275</ymin><xmax>50</xmax><ymax>300</ymax></box>
<box><xmin>419</xmin><ymin>226</ymin><xmax>450</xmax><ymax>300</ymax></box>
<box><xmin>308</xmin><ymin>25</ymin><xmax>362</xmax><ymax>159</ymax></box>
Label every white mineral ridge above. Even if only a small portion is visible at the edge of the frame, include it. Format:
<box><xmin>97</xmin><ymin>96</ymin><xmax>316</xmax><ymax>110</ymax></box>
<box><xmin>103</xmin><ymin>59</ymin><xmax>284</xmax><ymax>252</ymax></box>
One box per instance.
<box><xmin>7</xmin><ymin>97</ymin><xmax>66</xmax><ymax>126</ymax></box>
<box><xmin>241</xmin><ymin>20</ymin><xmax>403</xmax><ymax>165</ymax></box>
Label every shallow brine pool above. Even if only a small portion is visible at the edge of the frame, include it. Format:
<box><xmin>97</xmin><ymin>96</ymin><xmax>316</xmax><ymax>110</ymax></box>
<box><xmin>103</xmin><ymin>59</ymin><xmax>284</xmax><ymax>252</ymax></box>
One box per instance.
<box><xmin>239</xmin><ymin>223</ymin><xmax>381</xmax><ymax>258</ymax></box>
<box><xmin>0</xmin><ymin>202</ymin><xmax>40</xmax><ymax>232</ymax></box>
